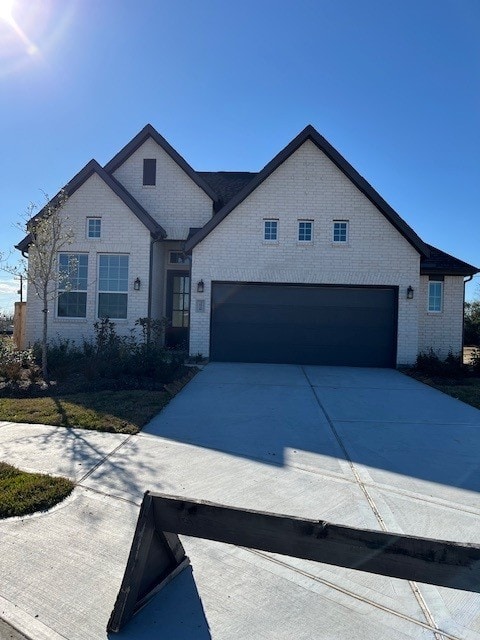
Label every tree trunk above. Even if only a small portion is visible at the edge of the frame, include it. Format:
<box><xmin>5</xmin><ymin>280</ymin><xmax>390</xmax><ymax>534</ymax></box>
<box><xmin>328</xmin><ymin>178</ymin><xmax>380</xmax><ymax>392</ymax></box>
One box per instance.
<box><xmin>42</xmin><ymin>289</ymin><xmax>48</xmax><ymax>380</ymax></box>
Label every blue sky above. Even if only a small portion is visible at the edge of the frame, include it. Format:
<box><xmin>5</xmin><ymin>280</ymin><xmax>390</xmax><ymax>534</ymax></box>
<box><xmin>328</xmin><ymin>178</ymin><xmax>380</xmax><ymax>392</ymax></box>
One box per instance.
<box><xmin>0</xmin><ymin>0</ymin><xmax>479</xmax><ymax>313</ymax></box>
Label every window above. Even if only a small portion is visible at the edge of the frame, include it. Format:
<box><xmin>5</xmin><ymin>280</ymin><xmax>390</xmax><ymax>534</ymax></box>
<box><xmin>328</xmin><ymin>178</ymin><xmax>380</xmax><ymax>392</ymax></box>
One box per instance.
<box><xmin>428</xmin><ymin>280</ymin><xmax>443</xmax><ymax>312</ymax></box>
<box><xmin>298</xmin><ymin>221</ymin><xmax>313</xmax><ymax>242</ymax></box>
<box><xmin>171</xmin><ymin>274</ymin><xmax>190</xmax><ymax>328</ymax></box>
<box><xmin>264</xmin><ymin>219</ymin><xmax>278</xmax><ymax>241</ymax></box>
<box><xmin>333</xmin><ymin>221</ymin><xmax>348</xmax><ymax>243</ymax></box>
<box><xmin>98</xmin><ymin>254</ymin><xmax>129</xmax><ymax>318</ymax></box>
<box><xmin>143</xmin><ymin>159</ymin><xmax>156</xmax><ymax>186</ymax></box>
<box><xmin>57</xmin><ymin>253</ymin><xmax>88</xmax><ymax>318</ymax></box>
<box><xmin>87</xmin><ymin>218</ymin><xmax>101</xmax><ymax>239</ymax></box>
<box><xmin>169</xmin><ymin>251</ymin><xmax>190</xmax><ymax>265</ymax></box>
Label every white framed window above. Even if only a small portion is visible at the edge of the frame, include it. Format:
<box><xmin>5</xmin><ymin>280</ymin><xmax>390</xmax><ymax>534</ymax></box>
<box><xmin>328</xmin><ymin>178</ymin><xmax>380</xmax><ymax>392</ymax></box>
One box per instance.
<box><xmin>298</xmin><ymin>220</ymin><xmax>313</xmax><ymax>242</ymax></box>
<box><xmin>87</xmin><ymin>217</ymin><xmax>101</xmax><ymax>239</ymax></box>
<box><xmin>428</xmin><ymin>280</ymin><xmax>443</xmax><ymax>313</ymax></box>
<box><xmin>264</xmin><ymin>219</ymin><xmax>278</xmax><ymax>241</ymax></box>
<box><xmin>57</xmin><ymin>253</ymin><xmax>88</xmax><ymax>318</ymax></box>
<box><xmin>333</xmin><ymin>220</ymin><xmax>348</xmax><ymax>243</ymax></box>
<box><xmin>98</xmin><ymin>254</ymin><xmax>129</xmax><ymax>319</ymax></box>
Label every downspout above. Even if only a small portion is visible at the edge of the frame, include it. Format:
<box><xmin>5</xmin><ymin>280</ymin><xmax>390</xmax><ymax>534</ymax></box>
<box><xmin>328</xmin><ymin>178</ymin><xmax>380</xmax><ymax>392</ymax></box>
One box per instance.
<box><xmin>462</xmin><ymin>275</ymin><xmax>474</xmax><ymax>354</ymax></box>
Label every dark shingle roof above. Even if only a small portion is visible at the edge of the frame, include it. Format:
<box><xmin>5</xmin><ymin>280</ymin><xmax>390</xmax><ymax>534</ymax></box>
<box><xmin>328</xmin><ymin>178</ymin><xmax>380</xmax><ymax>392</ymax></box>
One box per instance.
<box><xmin>420</xmin><ymin>244</ymin><xmax>478</xmax><ymax>276</ymax></box>
<box><xmin>197</xmin><ymin>172</ymin><xmax>257</xmax><ymax>211</ymax></box>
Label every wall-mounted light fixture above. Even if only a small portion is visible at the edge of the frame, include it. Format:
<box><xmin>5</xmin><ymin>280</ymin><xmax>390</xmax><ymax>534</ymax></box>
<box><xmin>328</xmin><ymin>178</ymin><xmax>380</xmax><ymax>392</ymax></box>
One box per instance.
<box><xmin>197</xmin><ymin>280</ymin><xmax>205</xmax><ymax>293</ymax></box>
<box><xmin>407</xmin><ymin>286</ymin><xmax>414</xmax><ymax>299</ymax></box>
<box><xmin>134</xmin><ymin>278</ymin><xmax>141</xmax><ymax>291</ymax></box>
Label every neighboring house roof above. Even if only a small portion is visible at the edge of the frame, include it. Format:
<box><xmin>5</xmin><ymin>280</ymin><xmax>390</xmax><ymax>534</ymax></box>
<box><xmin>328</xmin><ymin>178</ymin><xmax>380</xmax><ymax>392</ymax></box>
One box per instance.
<box><xmin>420</xmin><ymin>244</ymin><xmax>479</xmax><ymax>276</ymax></box>
<box><xmin>197</xmin><ymin>171</ymin><xmax>257</xmax><ymax>212</ymax></box>
<box><xmin>185</xmin><ymin>125</ymin><xmax>431</xmax><ymax>256</ymax></box>
<box><xmin>15</xmin><ymin>159</ymin><xmax>166</xmax><ymax>253</ymax></box>
<box><xmin>103</xmin><ymin>124</ymin><xmax>219</xmax><ymax>204</ymax></box>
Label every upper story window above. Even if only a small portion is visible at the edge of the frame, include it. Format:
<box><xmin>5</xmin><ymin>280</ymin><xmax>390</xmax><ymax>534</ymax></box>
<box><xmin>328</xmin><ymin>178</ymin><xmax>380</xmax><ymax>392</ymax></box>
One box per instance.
<box><xmin>87</xmin><ymin>217</ymin><xmax>101</xmax><ymax>239</ymax></box>
<box><xmin>298</xmin><ymin>220</ymin><xmax>313</xmax><ymax>242</ymax></box>
<box><xmin>57</xmin><ymin>253</ymin><xmax>88</xmax><ymax>318</ymax></box>
<box><xmin>98</xmin><ymin>254</ymin><xmax>129</xmax><ymax>319</ymax></box>
<box><xmin>333</xmin><ymin>221</ymin><xmax>348</xmax><ymax>243</ymax></box>
<box><xmin>143</xmin><ymin>158</ymin><xmax>156</xmax><ymax>186</ymax></box>
<box><xmin>428</xmin><ymin>278</ymin><xmax>443</xmax><ymax>313</ymax></box>
<box><xmin>264</xmin><ymin>219</ymin><xmax>278</xmax><ymax>242</ymax></box>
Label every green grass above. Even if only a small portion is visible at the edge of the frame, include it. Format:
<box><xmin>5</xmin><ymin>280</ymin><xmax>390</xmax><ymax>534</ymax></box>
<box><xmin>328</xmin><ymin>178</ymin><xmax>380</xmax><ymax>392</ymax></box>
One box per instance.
<box><xmin>0</xmin><ymin>462</ymin><xmax>74</xmax><ymax>518</ymax></box>
<box><xmin>408</xmin><ymin>372</ymin><xmax>480</xmax><ymax>411</ymax></box>
<box><xmin>429</xmin><ymin>378</ymin><xmax>480</xmax><ymax>410</ymax></box>
<box><xmin>0</xmin><ymin>390</ymin><xmax>171</xmax><ymax>434</ymax></box>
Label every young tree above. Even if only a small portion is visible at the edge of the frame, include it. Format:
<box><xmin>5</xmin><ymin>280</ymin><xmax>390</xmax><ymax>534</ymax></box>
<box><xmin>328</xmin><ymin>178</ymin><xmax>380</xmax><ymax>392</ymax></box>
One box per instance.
<box><xmin>5</xmin><ymin>190</ymin><xmax>73</xmax><ymax>379</ymax></box>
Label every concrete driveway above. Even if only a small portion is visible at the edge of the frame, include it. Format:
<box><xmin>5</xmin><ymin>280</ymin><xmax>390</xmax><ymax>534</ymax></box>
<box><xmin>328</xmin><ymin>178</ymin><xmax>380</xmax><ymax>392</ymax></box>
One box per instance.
<box><xmin>0</xmin><ymin>363</ymin><xmax>479</xmax><ymax>639</ymax></box>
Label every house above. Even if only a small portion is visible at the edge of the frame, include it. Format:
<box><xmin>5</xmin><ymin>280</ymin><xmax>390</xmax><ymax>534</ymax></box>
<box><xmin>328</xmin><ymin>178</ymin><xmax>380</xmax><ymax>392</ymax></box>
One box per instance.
<box><xmin>16</xmin><ymin>124</ymin><xmax>478</xmax><ymax>367</ymax></box>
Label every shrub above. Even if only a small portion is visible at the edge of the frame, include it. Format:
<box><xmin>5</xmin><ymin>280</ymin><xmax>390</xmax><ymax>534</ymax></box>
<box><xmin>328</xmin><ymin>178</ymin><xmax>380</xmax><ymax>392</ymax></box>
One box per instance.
<box><xmin>0</xmin><ymin>341</ymin><xmax>36</xmax><ymax>382</ymax></box>
<box><xmin>470</xmin><ymin>348</ymin><xmax>480</xmax><ymax>375</ymax></box>
<box><xmin>414</xmin><ymin>348</ymin><xmax>466</xmax><ymax>378</ymax></box>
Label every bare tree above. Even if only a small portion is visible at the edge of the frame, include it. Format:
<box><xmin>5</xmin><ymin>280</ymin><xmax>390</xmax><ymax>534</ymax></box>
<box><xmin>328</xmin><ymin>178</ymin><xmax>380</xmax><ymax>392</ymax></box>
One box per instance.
<box><xmin>5</xmin><ymin>190</ymin><xmax>73</xmax><ymax>379</ymax></box>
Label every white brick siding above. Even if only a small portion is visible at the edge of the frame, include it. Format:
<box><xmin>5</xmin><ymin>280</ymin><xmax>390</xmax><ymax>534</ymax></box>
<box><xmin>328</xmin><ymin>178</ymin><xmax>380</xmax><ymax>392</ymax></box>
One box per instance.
<box><xmin>112</xmin><ymin>138</ymin><xmax>213</xmax><ymax>239</ymax></box>
<box><xmin>418</xmin><ymin>275</ymin><xmax>465</xmax><ymax>358</ymax></box>
<box><xmin>190</xmin><ymin>140</ymin><xmax>421</xmax><ymax>365</ymax></box>
<box><xmin>25</xmin><ymin>173</ymin><xmax>152</xmax><ymax>346</ymax></box>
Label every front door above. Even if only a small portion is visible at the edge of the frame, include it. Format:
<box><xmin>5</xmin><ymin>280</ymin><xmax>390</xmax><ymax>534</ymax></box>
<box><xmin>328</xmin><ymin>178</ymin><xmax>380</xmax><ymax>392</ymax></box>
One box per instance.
<box><xmin>165</xmin><ymin>270</ymin><xmax>190</xmax><ymax>349</ymax></box>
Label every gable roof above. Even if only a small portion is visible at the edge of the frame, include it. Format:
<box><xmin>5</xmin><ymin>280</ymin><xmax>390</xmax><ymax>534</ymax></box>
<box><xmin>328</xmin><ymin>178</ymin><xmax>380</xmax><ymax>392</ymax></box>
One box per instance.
<box><xmin>421</xmin><ymin>244</ymin><xmax>478</xmax><ymax>276</ymax></box>
<box><xmin>185</xmin><ymin>125</ymin><xmax>431</xmax><ymax>256</ymax></box>
<box><xmin>16</xmin><ymin>160</ymin><xmax>166</xmax><ymax>253</ymax></box>
<box><xmin>103</xmin><ymin>124</ymin><xmax>219</xmax><ymax>203</ymax></box>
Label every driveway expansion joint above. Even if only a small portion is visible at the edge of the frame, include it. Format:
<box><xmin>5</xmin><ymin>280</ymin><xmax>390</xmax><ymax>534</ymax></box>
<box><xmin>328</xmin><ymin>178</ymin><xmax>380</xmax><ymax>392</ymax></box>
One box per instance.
<box><xmin>300</xmin><ymin>366</ymin><xmax>444</xmax><ymax>639</ymax></box>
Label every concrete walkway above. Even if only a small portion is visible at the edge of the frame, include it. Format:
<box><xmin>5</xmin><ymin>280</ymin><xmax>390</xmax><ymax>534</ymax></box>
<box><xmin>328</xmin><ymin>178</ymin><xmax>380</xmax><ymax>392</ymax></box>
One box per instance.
<box><xmin>0</xmin><ymin>364</ymin><xmax>479</xmax><ymax>639</ymax></box>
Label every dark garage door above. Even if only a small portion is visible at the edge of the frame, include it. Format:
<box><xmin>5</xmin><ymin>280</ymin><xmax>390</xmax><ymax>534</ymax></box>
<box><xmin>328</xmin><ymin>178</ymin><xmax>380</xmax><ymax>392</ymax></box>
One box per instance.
<box><xmin>210</xmin><ymin>283</ymin><xmax>397</xmax><ymax>367</ymax></box>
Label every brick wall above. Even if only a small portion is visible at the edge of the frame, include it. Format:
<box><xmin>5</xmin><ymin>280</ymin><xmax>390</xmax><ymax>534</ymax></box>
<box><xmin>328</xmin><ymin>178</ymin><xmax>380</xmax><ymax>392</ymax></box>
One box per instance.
<box><xmin>25</xmin><ymin>173</ymin><xmax>152</xmax><ymax>345</ymax></box>
<box><xmin>190</xmin><ymin>140</ymin><xmax>421</xmax><ymax>365</ymax></box>
<box><xmin>418</xmin><ymin>275</ymin><xmax>465</xmax><ymax>357</ymax></box>
<box><xmin>112</xmin><ymin>137</ymin><xmax>213</xmax><ymax>240</ymax></box>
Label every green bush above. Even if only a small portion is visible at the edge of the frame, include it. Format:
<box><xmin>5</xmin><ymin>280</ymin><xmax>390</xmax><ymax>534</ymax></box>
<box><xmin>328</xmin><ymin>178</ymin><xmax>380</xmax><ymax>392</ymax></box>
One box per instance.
<box><xmin>39</xmin><ymin>318</ymin><xmax>185</xmax><ymax>383</ymax></box>
<box><xmin>414</xmin><ymin>348</ymin><xmax>466</xmax><ymax>377</ymax></box>
<box><xmin>0</xmin><ymin>341</ymin><xmax>36</xmax><ymax>382</ymax></box>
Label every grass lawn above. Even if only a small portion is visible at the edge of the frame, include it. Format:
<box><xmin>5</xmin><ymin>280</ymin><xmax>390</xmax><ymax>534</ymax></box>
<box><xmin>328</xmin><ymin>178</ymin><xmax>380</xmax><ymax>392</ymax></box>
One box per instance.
<box><xmin>0</xmin><ymin>462</ymin><xmax>74</xmax><ymax>518</ymax></box>
<box><xmin>0</xmin><ymin>389</ymin><xmax>171</xmax><ymax>434</ymax></box>
<box><xmin>408</xmin><ymin>373</ymin><xmax>480</xmax><ymax>411</ymax></box>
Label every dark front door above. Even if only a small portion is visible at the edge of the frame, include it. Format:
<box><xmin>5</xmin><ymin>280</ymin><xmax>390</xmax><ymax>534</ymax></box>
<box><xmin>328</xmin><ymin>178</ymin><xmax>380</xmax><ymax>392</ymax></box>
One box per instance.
<box><xmin>165</xmin><ymin>271</ymin><xmax>190</xmax><ymax>349</ymax></box>
<box><xmin>210</xmin><ymin>282</ymin><xmax>398</xmax><ymax>367</ymax></box>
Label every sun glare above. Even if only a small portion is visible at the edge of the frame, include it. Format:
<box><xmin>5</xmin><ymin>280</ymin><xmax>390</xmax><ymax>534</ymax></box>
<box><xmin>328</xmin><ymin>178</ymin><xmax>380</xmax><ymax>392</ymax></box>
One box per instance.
<box><xmin>0</xmin><ymin>0</ymin><xmax>14</xmax><ymax>23</ymax></box>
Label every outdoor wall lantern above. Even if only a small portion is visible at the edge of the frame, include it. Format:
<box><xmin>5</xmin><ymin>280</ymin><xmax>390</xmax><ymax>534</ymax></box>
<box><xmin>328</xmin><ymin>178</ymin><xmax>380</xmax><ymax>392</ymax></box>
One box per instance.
<box><xmin>134</xmin><ymin>278</ymin><xmax>141</xmax><ymax>291</ymax></box>
<box><xmin>197</xmin><ymin>280</ymin><xmax>205</xmax><ymax>293</ymax></box>
<box><xmin>407</xmin><ymin>286</ymin><xmax>414</xmax><ymax>299</ymax></box>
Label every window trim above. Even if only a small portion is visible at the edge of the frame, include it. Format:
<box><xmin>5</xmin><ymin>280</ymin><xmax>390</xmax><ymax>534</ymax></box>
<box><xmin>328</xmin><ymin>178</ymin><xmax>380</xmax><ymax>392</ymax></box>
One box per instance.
<box><xmin>428</xmin><ymin>279</ymin><xmax>443</xmax><ymax>313</ymax></box>
<box><xmin>263</xmin><ymin>218</ymin><xmax>279</xmax><ymax>243</ymax></box>
<box><xmin>57</xmin><ymin>252</ymin><xmax>88</xmax><ymax>319</ymax></box>
<box><xmin>86</xmin><ymin>217</ymin><xmax>101</xmax><ymax>240</ymax></box>
<box><xmin>97</xmin><ymin>253</ymin><xmax>129</xmax><ymax>319</ymax></box>
<box><xmin>297</xmin><ymin>219</ymin><xmax>313</xmax><ymax>243</ymax></box>
<box><xmin>332</xmin><ymin>220</ymin><xmax>349</xmax><ymax>244</ymax></box>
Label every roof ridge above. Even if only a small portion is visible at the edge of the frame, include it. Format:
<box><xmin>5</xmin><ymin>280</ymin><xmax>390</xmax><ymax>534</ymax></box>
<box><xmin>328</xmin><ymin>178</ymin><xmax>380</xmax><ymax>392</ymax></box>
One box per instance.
<box><xmin>186</xmin><ymin>125</ymin><xmax>431</xmax><ymax>256</ymax></box>
<box><xmin>103</xmin><ymin>124</ymin><xmax>219</xmax><ymax>203</ymax></box>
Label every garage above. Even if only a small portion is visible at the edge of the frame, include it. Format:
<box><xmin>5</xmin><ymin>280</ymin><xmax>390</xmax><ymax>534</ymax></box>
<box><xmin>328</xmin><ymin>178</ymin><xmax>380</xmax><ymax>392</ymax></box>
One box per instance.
<box><xmin>210</xmin><ymin>283</ymin><xmax>398</xmax><ymax>367</ymax></box>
